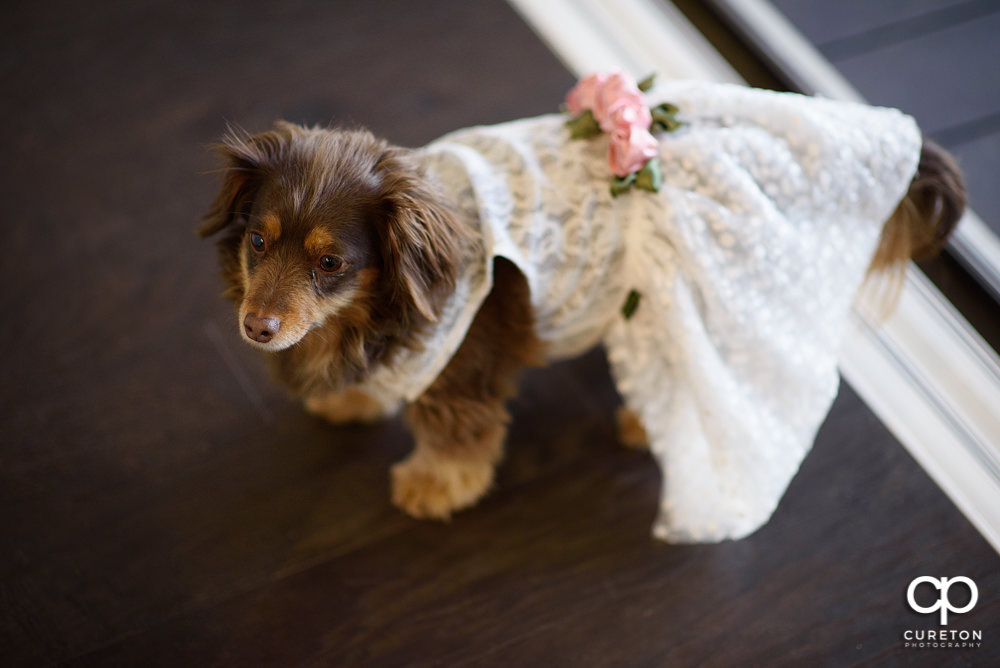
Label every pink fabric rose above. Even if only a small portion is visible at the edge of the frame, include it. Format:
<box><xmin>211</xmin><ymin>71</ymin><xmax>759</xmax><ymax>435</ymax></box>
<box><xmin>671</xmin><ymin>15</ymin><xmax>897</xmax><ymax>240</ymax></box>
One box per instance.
<box><xmin>593</xmin><ymin>72</ymin><xmax>644</xmax><ymax>125</ymax></box>
<box><xmin>565</xmin><ymin>72</ymin><xmax>610</xmax><ymax>115</ymax></box>
<box><xmin>566</xmin><ymin>71</ymin><xmax>660</xmax><ymax>180</ymax></box>
<box><xmin>601</xmin><ymin>97</ymin><xmax>653</xmax><ymax>134</ymax></box>
<box><xmin>609</xmin><ymin>126</ymin><xmax>658</xmax><ymax>177</ymax></box>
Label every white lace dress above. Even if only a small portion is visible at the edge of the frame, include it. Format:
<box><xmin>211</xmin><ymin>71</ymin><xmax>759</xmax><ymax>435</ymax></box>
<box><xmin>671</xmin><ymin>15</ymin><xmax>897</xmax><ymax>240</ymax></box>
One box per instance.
<box><xmin>359</xmin><ymin>80</ymin><xmax>921</xmax><ymax>543</ymax></box>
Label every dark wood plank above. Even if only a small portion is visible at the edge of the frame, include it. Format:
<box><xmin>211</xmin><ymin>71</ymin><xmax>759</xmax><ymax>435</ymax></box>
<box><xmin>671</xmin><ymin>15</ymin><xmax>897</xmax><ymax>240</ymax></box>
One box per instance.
<box><xmin>830</xmin><ymin>11</ymin><xmax>1000</xmax><ymax>136</ymax></box>
<box><xmin>1</xmin><ymin>1</ymin><xmax>998</xmax><ymax>666</ymax></box>
<box><xmin>62</xmin><ymin>387</ymin><xmax>1000</xmax><ymax>667</ymax></box>
<box><xmin>814</xmin><ymin>0</ymin><xmax>999</xmax><ymax>61</ymax></box>
<box><xmin>769</xmin><ymin>0</ymin><xmax>972</xmax><ymax>45</ymax></box>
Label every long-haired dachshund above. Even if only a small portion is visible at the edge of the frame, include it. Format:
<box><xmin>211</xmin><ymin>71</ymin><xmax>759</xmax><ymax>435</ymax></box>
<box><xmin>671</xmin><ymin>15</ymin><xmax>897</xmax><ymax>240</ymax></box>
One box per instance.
<box><xmin>201</xmin><ymin>77</ymin><xmax>964</xmax><ymax>541</ymax></box>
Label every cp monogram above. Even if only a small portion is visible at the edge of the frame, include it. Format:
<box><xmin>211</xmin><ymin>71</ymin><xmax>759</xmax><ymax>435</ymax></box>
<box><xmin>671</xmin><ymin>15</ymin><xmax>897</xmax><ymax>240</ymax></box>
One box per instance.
<box><xmin>907</xmin><ymin>576</ymin><xmax>979</xmax><ymax>625</ymax></box>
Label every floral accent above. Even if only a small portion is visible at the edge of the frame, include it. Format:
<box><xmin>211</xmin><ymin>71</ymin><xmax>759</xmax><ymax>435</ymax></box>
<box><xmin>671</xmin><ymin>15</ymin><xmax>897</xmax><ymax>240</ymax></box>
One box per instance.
<box><xmin>604</xmin><ymin>98</ymin><xmax>653</xmax><ymax>135</ymax></box>
<box><xmin>564</xmin><ymin>71</ymin><xmax>682</xmax><ymax>196</ymax></box>
<box><xmin>565</xmin><ymin>72</ymin><xmax>610</xmax><ymax>116</ymax></box>
<box><xmin>609</xmin><ymin>126</ymin><xmax>657</xmax><ymax>177</ymax></box>
<box><xmin>593</xmin><ymin>72</ymin><xmax>645</xmax><ymax>130</ymax></box>
<box><xmin>650</xmin><ymin>102</ymin><xmax>683</xmax><ymax>133</ymax></box>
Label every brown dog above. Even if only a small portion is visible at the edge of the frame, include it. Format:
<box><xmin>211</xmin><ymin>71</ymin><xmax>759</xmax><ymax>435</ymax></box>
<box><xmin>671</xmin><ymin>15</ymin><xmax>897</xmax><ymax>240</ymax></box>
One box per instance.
<box><xmin>201</xmin><ymin>116</ymin><xmax>963</xmax><ymax>525</ymax></box>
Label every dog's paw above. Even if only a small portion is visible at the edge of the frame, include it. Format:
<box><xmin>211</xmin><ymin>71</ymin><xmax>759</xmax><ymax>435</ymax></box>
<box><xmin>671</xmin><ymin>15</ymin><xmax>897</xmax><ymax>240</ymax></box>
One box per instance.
<box><xmin>304</xmin><ymin>389</ymin><xmax>398</xmax><ymax>425</ymax></box>
<box><xmin>390</xmin><ymin>451</ymin><xmax>494</xmax><ymax>520</ymax></box>
<box><xmin>616</xmin><ymin>406</ymin><xmax>649</xmax><ymax>449</ymax></box>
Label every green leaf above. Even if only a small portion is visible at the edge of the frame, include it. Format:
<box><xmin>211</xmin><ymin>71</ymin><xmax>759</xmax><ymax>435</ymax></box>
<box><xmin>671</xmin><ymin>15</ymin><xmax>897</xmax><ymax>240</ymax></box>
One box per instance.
<box><xmin>635</xmin><ymin>158</ymin><xmax>663</xmax><ymax>193</ymax></box>
<box><xmin>637</xmin><ymin>73</ymin><xmax>656</xmax><ymax>92</ymax></box>
<box><xmin>565</xmin><ymin>109</ymin><xmax>602</xmax><ymax>140</ymax></box>
<box><xmin>610</xmin><ymin>172</ymin><xmax>636</xmax><ymax>198</ymax></box>
<box><xmin>651</xmin><ymin>117</ymin><xmax>684</xmax><ymax>133</ymax></box>
<box><xmin>621</xmin><ymin>289</ymin><xmax>642</xmax><ymax>320</ymax></box>
<box><xmin>650</xmin><ymin>102</ymin><xmax>684</xmax><ymax>134</ymax></box>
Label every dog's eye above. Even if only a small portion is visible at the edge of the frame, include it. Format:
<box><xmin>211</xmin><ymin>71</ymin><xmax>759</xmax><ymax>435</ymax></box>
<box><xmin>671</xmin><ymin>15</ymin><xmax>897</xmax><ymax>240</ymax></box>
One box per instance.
<box><xmin>249</xmin><ymin>232</ymin><xmax>265</xmax><ymax>251</ymax></box>
<box><xmin>319</xmin><ymin>255</ymin><xmax>344</xmax><ymax>273</ymax></box>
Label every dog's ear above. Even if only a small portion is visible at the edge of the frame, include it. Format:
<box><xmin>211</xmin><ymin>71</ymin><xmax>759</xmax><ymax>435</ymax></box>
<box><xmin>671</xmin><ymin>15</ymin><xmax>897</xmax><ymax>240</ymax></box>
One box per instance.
<box><xmin>375</xmin><ymin>148</ymin><xmax>473</xmax><ymax>322</ymax></box>
<box><xmin>199</xmin><ymin>122</ymin><xmax>298</xmax><ymax>238</ymax></box>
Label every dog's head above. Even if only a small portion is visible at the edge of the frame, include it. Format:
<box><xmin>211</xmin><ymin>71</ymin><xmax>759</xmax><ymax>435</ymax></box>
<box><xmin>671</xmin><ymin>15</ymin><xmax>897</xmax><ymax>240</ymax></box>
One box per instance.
<box><xmin>200</xmin><ymin>122</ymin><xmax>469</xmax><ymax>374</ymax></box>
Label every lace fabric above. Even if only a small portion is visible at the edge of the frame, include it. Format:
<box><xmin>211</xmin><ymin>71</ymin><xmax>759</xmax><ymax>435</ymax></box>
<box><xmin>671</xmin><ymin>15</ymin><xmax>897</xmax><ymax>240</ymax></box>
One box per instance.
<box><xmin>362</xmin><ymin>80</ymin><xmax>921</xmax><ymax>542</ymax></box>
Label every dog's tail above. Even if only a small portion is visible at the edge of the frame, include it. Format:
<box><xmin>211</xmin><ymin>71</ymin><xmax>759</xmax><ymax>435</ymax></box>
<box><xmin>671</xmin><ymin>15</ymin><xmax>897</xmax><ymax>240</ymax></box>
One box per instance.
<box><xmin>862</xmin><ymin>139</ymin><xmax>966</xmax><ymax>315</ymax></box>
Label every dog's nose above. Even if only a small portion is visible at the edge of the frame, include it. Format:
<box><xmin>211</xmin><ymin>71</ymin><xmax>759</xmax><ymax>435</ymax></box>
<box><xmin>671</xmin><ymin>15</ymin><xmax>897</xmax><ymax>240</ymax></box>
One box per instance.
<box><xmin>243</xmin><ymin>313</ymin><xmax>281</xmax><ymax>343</ymax></box>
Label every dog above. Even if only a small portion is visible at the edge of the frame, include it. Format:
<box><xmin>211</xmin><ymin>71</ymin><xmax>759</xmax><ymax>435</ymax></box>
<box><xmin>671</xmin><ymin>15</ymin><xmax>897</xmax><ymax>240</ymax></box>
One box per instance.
<box><xmin>201</xmin><ymin>78</ymin><xmax>964</xmax><ymax>541</ymax></box>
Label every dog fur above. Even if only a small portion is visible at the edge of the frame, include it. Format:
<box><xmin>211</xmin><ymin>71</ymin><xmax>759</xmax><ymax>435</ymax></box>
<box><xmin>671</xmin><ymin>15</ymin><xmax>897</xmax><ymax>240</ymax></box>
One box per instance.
<box><xmin>201</xmin><ymin>120</ymin><xmax>964</xmax><ymax>521</ymax></box>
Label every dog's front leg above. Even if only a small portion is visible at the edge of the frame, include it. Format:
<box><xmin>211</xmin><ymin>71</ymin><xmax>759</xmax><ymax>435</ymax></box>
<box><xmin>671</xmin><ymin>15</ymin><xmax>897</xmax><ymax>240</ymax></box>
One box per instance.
<box><xmin>304</xmin><ymin>387</ymin><xmax>399</xmax><ymax>425</ymax></box>
<box><xmin>391</xmin><ymin>394</ymin><xmax>507</xmax><ymax>520</ymax></box>
<box><xmin>390</xmin><ymin>258</ymin><xmax>542</xmax><ymax>520</ymax></box>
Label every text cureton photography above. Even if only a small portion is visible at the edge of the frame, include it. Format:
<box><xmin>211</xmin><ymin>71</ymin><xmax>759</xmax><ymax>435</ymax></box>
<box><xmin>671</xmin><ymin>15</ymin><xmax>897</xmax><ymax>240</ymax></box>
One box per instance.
<box><xmin>903</xmin><ymin>576</ymin><xmax>984</xmax><ymax>650</ymax></box>
<box><xmin>903</xmin><ymin>629</ymin><xmax>983</xmax><ymax>650</ymax></box>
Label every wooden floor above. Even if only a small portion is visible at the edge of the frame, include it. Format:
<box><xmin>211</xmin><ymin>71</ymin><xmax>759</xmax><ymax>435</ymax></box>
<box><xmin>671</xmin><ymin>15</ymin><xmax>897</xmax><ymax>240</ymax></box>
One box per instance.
<box><xmin>2</xmin><ymin>1</ymin><xmax>998</xmax><ymax>665</ymax></box>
